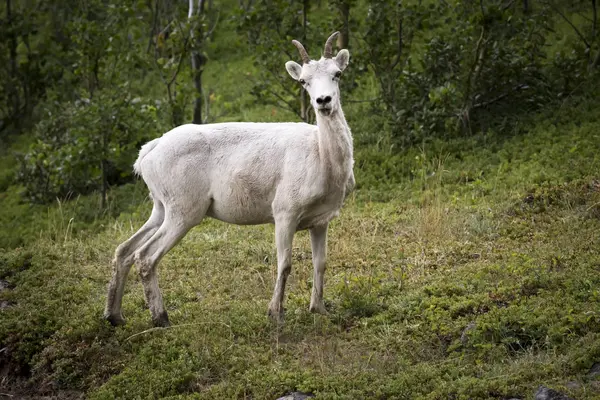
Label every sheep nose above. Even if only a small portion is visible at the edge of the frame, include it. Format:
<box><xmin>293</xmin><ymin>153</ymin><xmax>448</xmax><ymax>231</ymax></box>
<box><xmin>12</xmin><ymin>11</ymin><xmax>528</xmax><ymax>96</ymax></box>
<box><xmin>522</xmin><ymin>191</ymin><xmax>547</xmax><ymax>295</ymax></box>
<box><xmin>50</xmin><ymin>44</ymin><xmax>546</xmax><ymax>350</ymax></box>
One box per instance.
<box><xmin>316</xmin><ymin>95</ymin><xmax>332</xmax><ymax>105</ymax></box>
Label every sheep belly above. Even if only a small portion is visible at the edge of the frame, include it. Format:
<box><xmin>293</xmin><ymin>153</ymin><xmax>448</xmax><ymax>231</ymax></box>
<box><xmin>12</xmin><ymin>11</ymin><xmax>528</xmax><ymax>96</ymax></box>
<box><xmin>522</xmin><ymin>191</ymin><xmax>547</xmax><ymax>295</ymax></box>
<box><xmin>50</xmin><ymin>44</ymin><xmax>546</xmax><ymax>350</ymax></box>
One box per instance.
<box><xmin>205</xmin><ymin>171</ymin><xmax>276</xmax><ymax>225</ymax></box>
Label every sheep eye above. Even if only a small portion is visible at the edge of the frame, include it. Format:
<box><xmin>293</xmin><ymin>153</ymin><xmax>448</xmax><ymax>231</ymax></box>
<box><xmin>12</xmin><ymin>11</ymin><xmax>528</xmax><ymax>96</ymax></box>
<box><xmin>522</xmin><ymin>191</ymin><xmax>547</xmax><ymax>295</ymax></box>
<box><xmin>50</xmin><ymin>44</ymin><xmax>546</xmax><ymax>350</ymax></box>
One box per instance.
<box><xmin>299</xmin><ymin>79</ymin><xmax>306</xmax><ymax>85</ymax></box>
<box><xmin>334</xmin><ymin>71</ymin><xmax>342</xmax><ymax>79</ymax></box>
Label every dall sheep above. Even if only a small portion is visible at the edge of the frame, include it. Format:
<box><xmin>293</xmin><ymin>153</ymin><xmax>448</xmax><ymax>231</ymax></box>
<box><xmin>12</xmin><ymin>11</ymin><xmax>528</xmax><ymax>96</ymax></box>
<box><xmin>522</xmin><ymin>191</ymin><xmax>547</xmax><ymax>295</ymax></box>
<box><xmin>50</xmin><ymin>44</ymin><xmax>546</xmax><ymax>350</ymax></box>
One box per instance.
<box><xmin>104</xmin><ymin>31</ymin><xmax>355</xmax><ymax>327</ymax></box>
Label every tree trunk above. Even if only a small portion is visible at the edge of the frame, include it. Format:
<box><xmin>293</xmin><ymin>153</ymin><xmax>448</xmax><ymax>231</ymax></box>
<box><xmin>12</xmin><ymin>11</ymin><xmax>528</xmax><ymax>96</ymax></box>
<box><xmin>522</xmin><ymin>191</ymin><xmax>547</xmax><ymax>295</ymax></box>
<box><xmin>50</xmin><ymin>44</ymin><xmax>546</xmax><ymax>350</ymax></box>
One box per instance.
<box><xmin>101</xmin><ymin>131</ymin><xmax>108</xmax><ymax>209</ymax></box>
<box><xmin>191</xmin><ymin>53</ymin><xmax>204</xmax><ymax>123</ymax></box>
<box><xmin>300</xmin><ymin>89</ymin><xmax>308</xmax><ymax>121</ymax></box>
<box><xmin>147</xmin><ymin>0</ymin><xmax>160</xmax><ymax>54</ymax></box>
<box><xmin>300</xmin><ymin>0</ymin><xmax>310</xmax><ymax>122</ymax></box>
<box><xmin>7</xmin><ymin>0</ymin><xmax>20</xmax><ymax>121</ymax></box>
<box><xmin>591</xmin><ymin>47</ymin><xmax>600</xmax><ymax>70</ymax></box>
<box><xmin>593</xmin><ymin>0</ymin><xmax>597</xmax><ymax>39</ymax></box>
<box><xmin>190</xmin><ymin>0</ymin><xmax>206</xmax><ymax>124</ymax></box>
<box><xmin>337</xmin><ymin>0</ymin><xmax>350</xmax><ymax>49</ymax></box>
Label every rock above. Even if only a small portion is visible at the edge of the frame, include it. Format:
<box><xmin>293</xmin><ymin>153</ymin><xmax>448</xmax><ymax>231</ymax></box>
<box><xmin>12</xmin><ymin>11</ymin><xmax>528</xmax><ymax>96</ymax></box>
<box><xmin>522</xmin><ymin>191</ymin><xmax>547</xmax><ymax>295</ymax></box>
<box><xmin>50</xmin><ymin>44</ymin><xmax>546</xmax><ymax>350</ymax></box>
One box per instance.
<box><xmin>0</xmin><ymin>300</ymin><xmax>12</xmax><ymax>310</ymax></box>
<box><xmin>276</xmin><ymin>392</ymin><xmax>315</xmax><ymax>400</ymax></box>
<box><xmin>523</xmin><ymin>193</ymin><xmax>535</xmax><ymax>204</ymax></box>
<box><xmin>565</xmin><ymin>381</ymin><xmax>581</xmax><ymax>391</ymax></box>
<box><xmin>0</xmin><ymin>280</ymin><xmax>11</xmax><ymax>309</ymax></box>
<box><xmin>588</xmin><ymin>362</ymin><xmax>600</xmax><ymax>379</ymax></box>
<box><xmin>460</xmin><ymin>321</ymin><xmax>476</xmax><ymax>345</ymax></box>
<box><xmin>534</xmin><ymin>386</ymin><xmax>574</xmax><ymax>400</ymax></box>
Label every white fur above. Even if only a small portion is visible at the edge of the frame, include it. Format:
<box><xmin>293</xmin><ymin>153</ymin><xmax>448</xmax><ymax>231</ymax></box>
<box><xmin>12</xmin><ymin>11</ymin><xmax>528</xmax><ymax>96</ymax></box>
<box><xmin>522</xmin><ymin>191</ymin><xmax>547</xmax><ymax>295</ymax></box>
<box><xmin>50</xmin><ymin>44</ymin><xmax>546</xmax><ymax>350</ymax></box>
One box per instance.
<box><xmin>104</xmin><ymin>44</ymin><xmax>354</xmax><ymax>327</ymax></box>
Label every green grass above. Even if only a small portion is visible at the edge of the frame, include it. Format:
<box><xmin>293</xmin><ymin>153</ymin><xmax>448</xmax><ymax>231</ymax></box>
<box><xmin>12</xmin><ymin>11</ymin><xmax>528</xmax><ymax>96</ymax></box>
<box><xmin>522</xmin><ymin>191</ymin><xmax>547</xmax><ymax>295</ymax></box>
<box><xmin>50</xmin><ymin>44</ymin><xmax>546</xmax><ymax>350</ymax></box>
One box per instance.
<box><xmin>3</xmin><ymin>4</ymin><xmax>600</xmax><ymax>397</ymax></box>
<box><xmin>2</xmin><ymin>96</ymin><xmax>600</xmax><ymax>399</ymax></box>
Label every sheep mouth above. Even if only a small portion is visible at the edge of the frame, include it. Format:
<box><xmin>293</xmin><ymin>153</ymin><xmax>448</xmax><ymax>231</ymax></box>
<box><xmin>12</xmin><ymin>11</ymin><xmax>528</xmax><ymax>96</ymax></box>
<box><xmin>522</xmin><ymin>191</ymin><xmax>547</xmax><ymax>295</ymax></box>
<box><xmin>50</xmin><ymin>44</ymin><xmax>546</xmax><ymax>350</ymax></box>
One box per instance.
<box><xmin>318</xmin><ymin>107</ymin><xmax>332</xmax><ymax>116</ymax></box>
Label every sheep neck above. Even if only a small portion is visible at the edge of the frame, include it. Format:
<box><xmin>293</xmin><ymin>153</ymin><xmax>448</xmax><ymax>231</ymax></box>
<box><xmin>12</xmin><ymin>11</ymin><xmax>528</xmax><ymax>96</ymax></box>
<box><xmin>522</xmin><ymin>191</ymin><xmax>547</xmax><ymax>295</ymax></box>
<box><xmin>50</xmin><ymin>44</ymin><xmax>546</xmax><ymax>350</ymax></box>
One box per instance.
<box><xmin>315</xmin><ymin>106</ymin><xmax>353</xmax><ymax>187</ymax></box>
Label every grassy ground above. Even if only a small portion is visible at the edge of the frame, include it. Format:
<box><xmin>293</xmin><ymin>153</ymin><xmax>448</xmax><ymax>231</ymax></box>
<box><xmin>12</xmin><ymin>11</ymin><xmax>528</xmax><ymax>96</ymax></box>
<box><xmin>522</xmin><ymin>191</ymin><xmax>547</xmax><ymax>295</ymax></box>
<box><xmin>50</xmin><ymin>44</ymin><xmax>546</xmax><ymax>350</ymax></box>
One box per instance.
<box><xmin>2</xmin><ymin>5</ymin><xmax>600</xmax><ymax>397</ymax></box>
<box><xmin>2</xmin><ymin>93</ymin><xmax>600</xmax><ymax>399</ymax></box>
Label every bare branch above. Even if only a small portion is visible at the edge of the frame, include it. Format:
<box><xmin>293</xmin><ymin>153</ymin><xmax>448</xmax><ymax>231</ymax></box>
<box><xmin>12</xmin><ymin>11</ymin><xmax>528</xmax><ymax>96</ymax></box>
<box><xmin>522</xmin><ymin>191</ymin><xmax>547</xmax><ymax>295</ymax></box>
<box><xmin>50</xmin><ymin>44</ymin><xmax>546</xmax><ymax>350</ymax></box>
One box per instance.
<box><xmin>461</xmin><ymin>26</ymin><xmax>488</xmax><ymax>133</ymax></box>
<box><xmin>472</xmin><ymin>84</ymin><xmax>529</xmax><ymax>109</ymax></box>
<box><xmin>168</xmin><ymin>36</ymin><xmax>190</xmax><ymax>87</ymax></box>
<box><xmin>147</xmin><ymin>0</ymin><xmax>159</xmax><ymax>53</ymax></box>
<box><xmin>205</xmin><ymin>10</ymin><xmax>220</xmax><ymax>40</ymax></box>
<box><xmin>239</xmin><ymin>0</ymin><xmax>254</xmax><ymax>12</ymax></box>
<box><xmin>246</xmin><ymin>77</ymin><xmax>302</xmax><ymax>119</ymax></box>
<box><xmin>577</xmin><ymin>13</ymin><xmax>594</xmax><ymax>23</ymax></box>
<box><xmin>390</xmin><ymin>4</ymin><xmax>404</xmax><ymax>70</ymax></box>
<box><xmin>543</xmin><ymin>1</ymin><xmax>591</xmax><ymax>49</ymax></box>
<box><xmin>501</xmin><ymin>0</ymin><xmax>517</xmax><ymax>11</ymax></box>
<box><xmin>464</xmin><ymin>27</ymin><xmax>487</xmax><ymax>103</ymax></box>
<box><xmin>345</xmin><ymin>98</ymin><xmax>380</xmax><ymax>104</ymax></box>
<box><xmin>125</xmin><ymin>322</ymin><xmax>232</xmax><ymax>342</ymax></box>
<box><xmin>158</xmin><ymin>21</ymin><xmax>173</xmax><ymax>37</ymax></box>
<box><xmin>264</xmin><ymin>67</ymin><xmax>297</xmax><ymax>98</ymax></box>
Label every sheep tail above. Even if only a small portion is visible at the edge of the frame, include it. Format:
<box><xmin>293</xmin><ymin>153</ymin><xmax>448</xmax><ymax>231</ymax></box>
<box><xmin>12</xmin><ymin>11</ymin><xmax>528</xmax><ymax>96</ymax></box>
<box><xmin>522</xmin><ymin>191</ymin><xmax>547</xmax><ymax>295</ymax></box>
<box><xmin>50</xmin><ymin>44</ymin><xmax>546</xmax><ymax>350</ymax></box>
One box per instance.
<box><xmin>133</xmin><ymin>138</ymin><xmax>160</xmax><ymax>177</ymax></box>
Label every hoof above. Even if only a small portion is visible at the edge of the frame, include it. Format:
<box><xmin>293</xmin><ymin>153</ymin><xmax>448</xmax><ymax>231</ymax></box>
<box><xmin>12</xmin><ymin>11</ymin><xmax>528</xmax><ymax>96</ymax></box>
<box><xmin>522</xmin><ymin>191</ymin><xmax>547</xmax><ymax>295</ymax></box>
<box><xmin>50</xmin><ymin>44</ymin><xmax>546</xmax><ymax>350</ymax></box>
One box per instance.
<box><xmin>309</xmin><ymin>302</ymin><xmax>328</xmax><ymax>315</ymax></box>
<box><xmin>105</xmin><ymin>313</ymin><xmax>127</xmax><ymax>327</ymax></box>
<box><xmin>152</xmin><ymin>311</ymin><xmax>170</xmax><ymax>328</ymax></box>
<box><xmin>267</xmin><ymin>305</ymin><xmax>285</xmax><ymax>324</ymax></box>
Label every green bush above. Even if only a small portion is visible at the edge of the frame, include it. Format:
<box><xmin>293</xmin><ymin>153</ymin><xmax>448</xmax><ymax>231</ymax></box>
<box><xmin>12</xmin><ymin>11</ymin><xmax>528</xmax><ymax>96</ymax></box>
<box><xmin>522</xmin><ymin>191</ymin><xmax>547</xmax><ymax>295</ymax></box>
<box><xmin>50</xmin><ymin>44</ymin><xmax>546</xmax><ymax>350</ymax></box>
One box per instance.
<box><xmin>357</xmin><ymin>0</ymin><xmax>575</xmax><ymax>145</ymax></box>
<box><xmin>18</xmin><ymin>91</ymin><xmax>162</xmax><ymax>203</ymax></box>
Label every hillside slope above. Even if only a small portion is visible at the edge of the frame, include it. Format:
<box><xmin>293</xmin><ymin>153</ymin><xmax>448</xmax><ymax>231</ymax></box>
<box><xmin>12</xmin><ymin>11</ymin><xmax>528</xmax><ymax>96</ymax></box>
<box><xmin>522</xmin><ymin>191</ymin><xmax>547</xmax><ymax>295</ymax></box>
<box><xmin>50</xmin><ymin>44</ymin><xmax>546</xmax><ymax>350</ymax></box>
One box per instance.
<box><xmin>1</xmin><ymin>94</ymin><xmax>600</xmax><ymax>399</ymax></box>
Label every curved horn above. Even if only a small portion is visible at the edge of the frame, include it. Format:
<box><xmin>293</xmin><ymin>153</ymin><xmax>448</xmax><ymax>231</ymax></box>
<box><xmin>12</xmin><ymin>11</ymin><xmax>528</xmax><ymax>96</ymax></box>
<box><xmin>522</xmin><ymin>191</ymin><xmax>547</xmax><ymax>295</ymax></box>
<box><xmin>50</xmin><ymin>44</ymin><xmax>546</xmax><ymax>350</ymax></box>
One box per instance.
<box><xmin>292</xmin><ymin>39</ymin><xmax>310</xmax><ymax>64</ymax></box>
<box><xmin>323</xmin><ymin>31</ymin><xmax>340</xmax><ymax>58</ymax></box>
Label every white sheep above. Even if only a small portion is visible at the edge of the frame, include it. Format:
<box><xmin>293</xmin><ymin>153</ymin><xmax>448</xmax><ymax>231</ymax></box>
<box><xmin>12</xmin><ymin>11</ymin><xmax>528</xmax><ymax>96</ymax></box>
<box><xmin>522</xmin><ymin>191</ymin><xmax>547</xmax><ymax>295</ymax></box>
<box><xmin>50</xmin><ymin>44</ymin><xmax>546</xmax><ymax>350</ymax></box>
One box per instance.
<box><xmin>104</xmin><ymin>32</ymin><xmax>355</xmax><ymax>327</ymax></box>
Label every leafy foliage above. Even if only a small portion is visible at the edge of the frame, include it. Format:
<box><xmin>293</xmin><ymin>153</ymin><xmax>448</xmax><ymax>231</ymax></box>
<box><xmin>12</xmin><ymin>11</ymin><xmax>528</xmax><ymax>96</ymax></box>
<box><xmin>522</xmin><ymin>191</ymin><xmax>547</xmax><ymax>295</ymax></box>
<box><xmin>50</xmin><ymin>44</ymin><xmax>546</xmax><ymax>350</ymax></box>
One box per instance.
<box><xmin>356</xmin><ymin>0</ymin><xmax>557</xmax><ymax>145</ymax></box>
<box><xmin>7</xmin><ymin>0</ymin><xmax>167</xmax><ymax>203</ymax></box>
<box><xmin>18</xmin><ymin>91</ymin><xmax>160</xmax><ymax>203</ymax></box>
<box><xmin>235</xmin><ymin>0</ymin><xmax>313</xmax><ymax>121</ymax></box>
<box><xmin>2</xmin><ymin>0</ymin><xmax>599</xmax><ymax>202</ymax></box>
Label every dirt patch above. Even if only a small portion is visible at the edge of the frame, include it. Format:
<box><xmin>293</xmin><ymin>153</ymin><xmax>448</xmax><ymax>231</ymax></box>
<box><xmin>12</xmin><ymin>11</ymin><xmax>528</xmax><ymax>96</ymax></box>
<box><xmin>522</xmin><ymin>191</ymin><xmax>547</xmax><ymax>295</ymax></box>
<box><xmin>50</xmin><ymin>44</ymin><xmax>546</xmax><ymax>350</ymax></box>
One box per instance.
<box><xmin>0</xmin><ymin>389</ymin><xmax>84</xmax><ymax>400</ymax></box>
<box><xmin>0</xmin><ymin>279</ymin><xmax>14</xmax><ymax>309</ymax></box>
<box><xmin>0</xmin><ymin>368</ymin><xmax>83</xmax><ymax>400</ymax></box>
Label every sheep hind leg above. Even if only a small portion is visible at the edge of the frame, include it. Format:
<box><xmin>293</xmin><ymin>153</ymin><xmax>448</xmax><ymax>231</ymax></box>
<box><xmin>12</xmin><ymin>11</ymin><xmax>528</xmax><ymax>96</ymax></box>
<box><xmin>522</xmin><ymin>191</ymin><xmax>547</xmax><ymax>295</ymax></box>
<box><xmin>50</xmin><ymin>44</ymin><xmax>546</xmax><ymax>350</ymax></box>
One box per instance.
<box><xmin>104</xmin><ymin>200</ymin><xmax>165</xmax><ymax>326</ymax></box>
<box><xmin>134</xmin><ymin>208</ymin><xmax>201</xmax><ymax>327</ymax></box>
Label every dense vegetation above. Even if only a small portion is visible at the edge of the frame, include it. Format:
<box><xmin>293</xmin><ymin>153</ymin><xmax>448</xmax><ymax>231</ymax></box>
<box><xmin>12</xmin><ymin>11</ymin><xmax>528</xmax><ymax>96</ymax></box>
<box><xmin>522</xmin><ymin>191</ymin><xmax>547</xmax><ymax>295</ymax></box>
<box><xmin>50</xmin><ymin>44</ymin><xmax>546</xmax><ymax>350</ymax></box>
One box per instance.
<box><xmin>1</xmin><ymin>0</ymin><xmax>600</xmax><ymax>398</ymax></box>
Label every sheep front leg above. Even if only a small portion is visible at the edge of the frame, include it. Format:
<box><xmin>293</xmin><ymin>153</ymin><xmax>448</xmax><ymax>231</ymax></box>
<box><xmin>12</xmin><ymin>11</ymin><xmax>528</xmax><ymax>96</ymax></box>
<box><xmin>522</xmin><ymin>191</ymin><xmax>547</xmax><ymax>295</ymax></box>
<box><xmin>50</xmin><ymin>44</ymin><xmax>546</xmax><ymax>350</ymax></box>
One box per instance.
<box><xmin>309</xmin><ymin>224</ymin><xmax>328</xmax><ymax>315</ymax></box>
<box><xmin>268</xmin><ymin>218</ymin><xmax>296</xmax><ymax>323</ymax></box>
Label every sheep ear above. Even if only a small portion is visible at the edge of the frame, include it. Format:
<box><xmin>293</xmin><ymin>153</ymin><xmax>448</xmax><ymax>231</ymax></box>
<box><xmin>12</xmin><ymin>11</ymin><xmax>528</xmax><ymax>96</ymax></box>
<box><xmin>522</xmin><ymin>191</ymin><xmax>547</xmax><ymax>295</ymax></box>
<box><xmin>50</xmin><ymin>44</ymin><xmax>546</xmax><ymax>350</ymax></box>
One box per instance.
<box><xmin>285</xmin><ymin>61</ymin><xmax>302</xmax><ymax>80</ymax></box>
<box><xmin>334</xmin><ymin>49</ymin><xmax>349</xmax><ymax>71</ymax></box>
